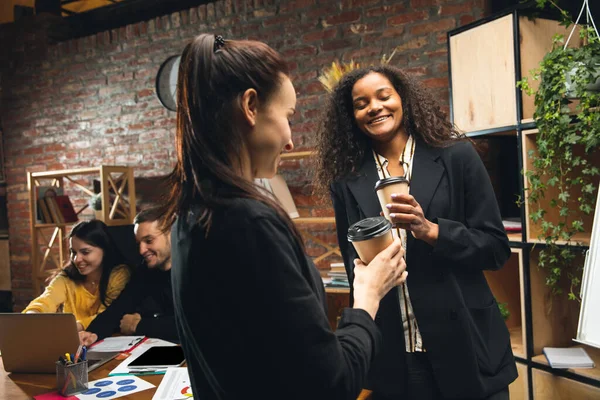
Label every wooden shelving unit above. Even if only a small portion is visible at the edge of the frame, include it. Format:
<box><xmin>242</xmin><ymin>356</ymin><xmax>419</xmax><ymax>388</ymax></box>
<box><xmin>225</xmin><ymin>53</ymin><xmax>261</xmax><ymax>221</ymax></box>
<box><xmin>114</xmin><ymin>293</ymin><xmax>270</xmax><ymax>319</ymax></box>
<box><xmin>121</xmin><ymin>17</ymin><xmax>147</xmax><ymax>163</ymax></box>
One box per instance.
<box><xmin>448</xmin><ymin>7</ymin><xmax>600</xmax><ymax>399</ymax></box>
<box><xmin>27</xmin><ymin>166</ymin><xmax>136</xmax><ymax>295</ymax></box>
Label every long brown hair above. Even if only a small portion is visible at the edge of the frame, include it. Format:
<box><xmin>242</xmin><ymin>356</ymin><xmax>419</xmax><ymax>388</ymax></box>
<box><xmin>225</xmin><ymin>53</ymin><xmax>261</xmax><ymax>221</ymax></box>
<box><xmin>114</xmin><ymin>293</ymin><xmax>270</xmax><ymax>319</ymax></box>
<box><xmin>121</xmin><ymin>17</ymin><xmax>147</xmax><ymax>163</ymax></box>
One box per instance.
<box><xmin>313</xmin><ymin>65</ymin><xmax>465</xmax><ymax>196</ymax></box>
<box><xmin>162</xmin><ymin>34</ymin><xmax>303</xmax><ymax>245</ymax></box>
<box><xmin>62</xmin><ymin>219</ymin><xmax>130</xmax><ymax>307</ymax></box>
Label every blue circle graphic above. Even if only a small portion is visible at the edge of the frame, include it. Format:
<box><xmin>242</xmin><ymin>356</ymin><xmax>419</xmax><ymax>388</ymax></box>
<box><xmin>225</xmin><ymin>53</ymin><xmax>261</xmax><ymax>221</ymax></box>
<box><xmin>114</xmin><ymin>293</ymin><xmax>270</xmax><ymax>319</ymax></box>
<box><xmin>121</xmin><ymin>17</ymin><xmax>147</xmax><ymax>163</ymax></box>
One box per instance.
<box><xmin>96</xmin><ymin>390</ymin><xmax>117</xmax><ymax>398</ymax></box>
<box><xmin>117</xmin><ymin>379</ymin><xmax>135</xmax><ymax>385</ymax></box>
<box><xmin>94</xmin><ymin>380</ymin><xmax>113</xmax><ymax>387</ymax></box>
<box><xmin>118</xmin><ymin>385</ymin><xmax>137</xmax><ymax>392</ymax></box>
<box><xmin>82</xmin><ymin>388</ymin><xmax>101</xmax><ymax>395</ymax></box>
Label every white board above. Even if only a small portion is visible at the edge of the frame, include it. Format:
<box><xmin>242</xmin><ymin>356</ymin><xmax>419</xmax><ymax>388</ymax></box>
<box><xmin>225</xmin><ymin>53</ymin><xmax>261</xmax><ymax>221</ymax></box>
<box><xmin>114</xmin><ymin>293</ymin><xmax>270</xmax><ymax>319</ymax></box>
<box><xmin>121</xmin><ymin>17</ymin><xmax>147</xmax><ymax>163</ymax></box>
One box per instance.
<box><xmin>576</xmin><ymin>182</ymin><xmax>600</xmax><ymax>349</ymax></box>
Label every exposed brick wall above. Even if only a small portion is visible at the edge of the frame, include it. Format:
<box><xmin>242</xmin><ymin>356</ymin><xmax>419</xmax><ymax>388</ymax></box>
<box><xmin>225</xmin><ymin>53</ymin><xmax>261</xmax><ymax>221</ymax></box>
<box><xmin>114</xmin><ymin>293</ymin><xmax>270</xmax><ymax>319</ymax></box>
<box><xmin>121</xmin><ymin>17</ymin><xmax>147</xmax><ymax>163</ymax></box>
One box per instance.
<box><xmin>0</xmin><ymin>0</ymin><xmax>490</xmax><ymax>310</ymax></box>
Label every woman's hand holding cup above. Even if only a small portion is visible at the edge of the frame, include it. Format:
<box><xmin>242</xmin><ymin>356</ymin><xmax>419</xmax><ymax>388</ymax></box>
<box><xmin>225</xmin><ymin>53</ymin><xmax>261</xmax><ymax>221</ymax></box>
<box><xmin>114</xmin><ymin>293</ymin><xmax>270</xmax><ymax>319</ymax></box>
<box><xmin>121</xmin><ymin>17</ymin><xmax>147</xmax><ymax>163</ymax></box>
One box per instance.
<box><xmin>387</xmin><ymin>193</ymin><xmax>438</xmax><ymax>247</ymax></box>
<box><xmin>352</xmin><ymin>238</ymin><xmax>407</xmax><ymax>320</ymax></box>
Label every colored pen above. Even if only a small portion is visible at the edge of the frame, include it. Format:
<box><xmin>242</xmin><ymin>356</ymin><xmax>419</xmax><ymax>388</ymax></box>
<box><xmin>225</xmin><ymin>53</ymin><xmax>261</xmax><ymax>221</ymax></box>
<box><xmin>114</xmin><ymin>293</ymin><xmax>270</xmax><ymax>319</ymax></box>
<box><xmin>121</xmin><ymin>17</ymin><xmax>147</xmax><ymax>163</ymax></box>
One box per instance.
<box><xmin>81</xmin><ymin>346</ymin><xmax>87</xmax><ymax>361</ymax></box>
<box><xmin>74</xmin><ymin>344</ymin><xmax>83</xmax><ymax>363</ymax></box>
<box><xmin>64</xmin><ymin>353</ymin><xmax>71</xmax><ymax>363</ymax></box>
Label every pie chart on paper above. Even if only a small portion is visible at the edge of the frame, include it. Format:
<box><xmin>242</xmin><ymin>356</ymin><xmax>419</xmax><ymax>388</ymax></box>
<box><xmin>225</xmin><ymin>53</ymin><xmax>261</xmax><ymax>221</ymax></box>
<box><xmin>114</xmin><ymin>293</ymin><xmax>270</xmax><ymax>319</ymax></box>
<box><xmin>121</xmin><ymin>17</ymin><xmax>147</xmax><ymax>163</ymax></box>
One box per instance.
<box><xmin>181</xmin><ymin>386</ymin><xmax>193</xmax><ymax>397</ymax></box>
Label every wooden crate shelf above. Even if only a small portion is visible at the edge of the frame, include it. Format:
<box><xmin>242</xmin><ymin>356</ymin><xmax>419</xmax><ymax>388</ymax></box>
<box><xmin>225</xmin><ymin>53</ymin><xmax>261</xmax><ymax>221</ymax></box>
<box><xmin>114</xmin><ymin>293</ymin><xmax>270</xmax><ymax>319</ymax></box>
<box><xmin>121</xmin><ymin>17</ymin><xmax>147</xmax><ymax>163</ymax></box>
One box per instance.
<box><xmin>484</xmin><ymin>248</ymin><xmax>526</xmax><ymax>358</ymax></box>
<box><xmin>522</xmin><ymin>129</ymin><xmax>600</xmax><ymax>246</ymax></box>
<box><xmin>532</xmin><ymin>368</ymin><xmax>600</xmax><ymax>399</ymax></box>
<box><xmin>449</xmin><ymin>13</ymin><xmax>579</xmax><ymax>134</ymax></box>
<box><xmin>529</xmin><ymin>248</ymin><xmax>582</xmax><ymax>356</ymax></box>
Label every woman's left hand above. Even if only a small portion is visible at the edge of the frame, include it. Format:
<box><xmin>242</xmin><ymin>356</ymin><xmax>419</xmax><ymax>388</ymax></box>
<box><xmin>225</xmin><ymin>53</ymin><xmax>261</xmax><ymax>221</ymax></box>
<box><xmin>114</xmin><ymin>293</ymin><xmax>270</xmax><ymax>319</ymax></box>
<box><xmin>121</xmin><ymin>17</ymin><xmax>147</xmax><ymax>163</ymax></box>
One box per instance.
<box><xmin>387</xmin><ymin>193</ymin><xmax>439</xmax><ymax>246</ymax></box>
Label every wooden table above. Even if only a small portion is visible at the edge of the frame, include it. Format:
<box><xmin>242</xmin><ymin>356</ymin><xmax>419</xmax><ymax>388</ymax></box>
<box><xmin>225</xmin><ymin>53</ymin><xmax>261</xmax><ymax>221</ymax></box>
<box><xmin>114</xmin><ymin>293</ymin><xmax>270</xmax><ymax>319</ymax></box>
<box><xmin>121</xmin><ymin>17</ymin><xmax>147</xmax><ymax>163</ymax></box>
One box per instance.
<box><xmin>1</xmin><ymin>356</ymin><xmax>373</xmax><ymax>399</ymax></box>
<box><xmin>0</xmin><ymin>356</ymin><xmax>163</xmax><ymax>399</ymax></box>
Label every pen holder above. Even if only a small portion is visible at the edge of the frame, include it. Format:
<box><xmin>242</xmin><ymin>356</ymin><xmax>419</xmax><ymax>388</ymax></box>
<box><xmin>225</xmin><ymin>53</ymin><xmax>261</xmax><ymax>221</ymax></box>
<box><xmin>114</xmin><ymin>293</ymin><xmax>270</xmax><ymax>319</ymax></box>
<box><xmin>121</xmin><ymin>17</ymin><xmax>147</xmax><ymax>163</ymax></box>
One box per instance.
<box><xmin>56</xmin><ymin>360</ymin><xmax>88</xmax><ymax>396</ymax></box>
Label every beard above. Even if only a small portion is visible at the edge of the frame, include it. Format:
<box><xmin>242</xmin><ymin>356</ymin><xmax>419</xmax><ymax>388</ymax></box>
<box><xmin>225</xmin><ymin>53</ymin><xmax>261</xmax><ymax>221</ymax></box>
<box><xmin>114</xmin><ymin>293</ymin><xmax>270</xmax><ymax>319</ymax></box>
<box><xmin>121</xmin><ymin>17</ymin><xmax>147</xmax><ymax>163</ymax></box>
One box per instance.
<box><xmin>151</xmin><ymin>254</ymin><xmax>171</xmax><ymax>271</ymax></box>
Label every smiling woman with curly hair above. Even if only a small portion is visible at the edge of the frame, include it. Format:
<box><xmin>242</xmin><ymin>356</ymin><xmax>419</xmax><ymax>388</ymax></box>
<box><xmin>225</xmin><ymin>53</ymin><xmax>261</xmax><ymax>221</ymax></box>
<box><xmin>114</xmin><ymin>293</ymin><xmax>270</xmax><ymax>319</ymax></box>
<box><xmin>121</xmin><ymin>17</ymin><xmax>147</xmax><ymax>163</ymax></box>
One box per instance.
<box><xmin>314</xmin><ymin>65</ymin><xmax>463</xmax><ymax>195</ymax></box>
<box><xmin>314</xmin><ymin>64</ymin><xmax>517</xmax><ymax>400</ymax></box>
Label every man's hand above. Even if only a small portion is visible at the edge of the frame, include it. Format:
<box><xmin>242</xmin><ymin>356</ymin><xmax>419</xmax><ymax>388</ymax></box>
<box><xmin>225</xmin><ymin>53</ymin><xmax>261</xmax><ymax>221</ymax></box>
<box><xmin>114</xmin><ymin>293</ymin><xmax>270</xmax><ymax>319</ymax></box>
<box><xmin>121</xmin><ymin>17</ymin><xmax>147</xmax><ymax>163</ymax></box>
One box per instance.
<box><xmin>120</xmin><ymin>313</ymin><xmax>142</xmax><ymax>335</ymax></box>
<box><xmin>79</xmin><ymin>331</ymin><xmax>98</xmax><ymax>346</ymax></box>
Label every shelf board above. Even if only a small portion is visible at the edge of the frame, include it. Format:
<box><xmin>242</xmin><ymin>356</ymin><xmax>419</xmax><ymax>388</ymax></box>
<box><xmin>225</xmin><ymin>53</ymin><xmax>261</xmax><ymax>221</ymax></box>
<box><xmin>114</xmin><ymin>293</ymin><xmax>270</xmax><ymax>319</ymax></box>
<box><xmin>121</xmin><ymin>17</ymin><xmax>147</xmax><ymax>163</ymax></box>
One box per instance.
<box><xmin>465</xmin><ymin>127</ymin><xmax>518</xmax><ymax>137</ymax></box>
<box><xmin>293</xmin><ymin>217</ymin><xmax>336</xmax><ymax>224</ymax></box>
<box><xmin>325</xmin><ymin>286</ymin><xmax>350</xmax><ymax>294</ymax></box>
<box><xmin>507</xmin><ymin>232</ymin><xmax>522</xmax><ymax>242</ymax></box>
<box><xmin>527</xmin><ymin>232</ymin><xmax>591</xmax><ymax>247</ymax></box>
<box><xmin>532</xmin><ymin>345</ymin><xmax>600</xmax><ymax>382</ymax></box>
<box><xmin>29</xmin><ymin>166</ymin><xmax>129</xmax><ymax>179</ymax></box>
<box><xmin>34</xmin><ymin>222</ymin><xmax>77</xmax><ymax>229</ymax></box>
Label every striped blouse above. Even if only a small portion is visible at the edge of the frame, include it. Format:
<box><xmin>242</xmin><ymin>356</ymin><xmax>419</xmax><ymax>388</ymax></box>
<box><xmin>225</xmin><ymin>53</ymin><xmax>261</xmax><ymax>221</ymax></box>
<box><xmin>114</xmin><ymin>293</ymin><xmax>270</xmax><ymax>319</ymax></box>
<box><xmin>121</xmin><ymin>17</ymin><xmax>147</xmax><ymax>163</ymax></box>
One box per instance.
<box><xmin>372</xmin><ymin>135</ymin><xmax>425</xmax><ymax>352</ymax></box>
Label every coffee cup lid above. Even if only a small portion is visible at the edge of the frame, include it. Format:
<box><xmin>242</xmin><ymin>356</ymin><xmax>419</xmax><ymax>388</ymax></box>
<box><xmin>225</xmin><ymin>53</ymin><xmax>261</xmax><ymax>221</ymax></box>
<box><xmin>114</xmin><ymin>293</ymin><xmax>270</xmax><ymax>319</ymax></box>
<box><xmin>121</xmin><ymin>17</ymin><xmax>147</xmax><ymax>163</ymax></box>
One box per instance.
<box><xmin>347</xmin><ymin>216</ymin><xmax>392</xmax><ymax>242</ymax></box>
<box><xmin>374</xmin><ymin>176</ymin><xmax>409</xmax><ymax>192</ymax></box>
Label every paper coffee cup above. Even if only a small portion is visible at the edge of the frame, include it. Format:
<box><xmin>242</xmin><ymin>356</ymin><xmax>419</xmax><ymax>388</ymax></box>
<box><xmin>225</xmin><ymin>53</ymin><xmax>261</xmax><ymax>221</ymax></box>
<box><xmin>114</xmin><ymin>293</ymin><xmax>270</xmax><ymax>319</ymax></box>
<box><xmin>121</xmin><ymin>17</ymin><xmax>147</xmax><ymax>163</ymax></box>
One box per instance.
<box><xmin>374</xmin><ymin>176</ymin><xmax>409</xmax><ymax>223</ymax></box>
<box><xmin>347</xmin><ymin>216</ymin><xmax>393</xmax><ymax>264</ymax></box>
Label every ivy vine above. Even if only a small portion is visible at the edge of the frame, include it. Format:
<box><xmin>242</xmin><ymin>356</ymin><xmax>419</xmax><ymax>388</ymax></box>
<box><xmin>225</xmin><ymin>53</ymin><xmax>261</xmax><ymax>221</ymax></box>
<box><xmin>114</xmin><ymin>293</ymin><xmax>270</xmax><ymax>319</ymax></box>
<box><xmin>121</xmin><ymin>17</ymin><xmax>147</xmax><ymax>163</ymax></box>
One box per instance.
<box><xmin>518</xmin><ymin>23</ymin><xmax>600</xmax><ymax>300</ymax></box>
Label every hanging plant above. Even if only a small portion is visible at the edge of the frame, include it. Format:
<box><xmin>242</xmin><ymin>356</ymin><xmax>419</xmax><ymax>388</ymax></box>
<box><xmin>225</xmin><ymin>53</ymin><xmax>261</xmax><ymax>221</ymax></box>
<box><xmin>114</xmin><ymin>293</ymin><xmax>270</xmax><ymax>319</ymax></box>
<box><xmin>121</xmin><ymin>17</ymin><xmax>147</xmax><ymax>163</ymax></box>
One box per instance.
<box><xmin>518</xmin><ymin>0</ymin><xmax>600</xmax><ymax>300</ymax></box>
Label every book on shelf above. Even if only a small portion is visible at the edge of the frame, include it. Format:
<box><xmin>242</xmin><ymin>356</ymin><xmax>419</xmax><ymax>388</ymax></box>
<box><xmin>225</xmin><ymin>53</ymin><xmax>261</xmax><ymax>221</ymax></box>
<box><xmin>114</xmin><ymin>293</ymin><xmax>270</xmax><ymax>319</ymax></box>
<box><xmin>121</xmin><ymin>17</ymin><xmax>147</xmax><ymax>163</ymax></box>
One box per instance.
<box><xmin>37</xmin><ymin>198</ymin><xmax>52</xmax><ymax>223</ymax></box>
<box><xmin>34</xmin><ymin>186</ymin><xmax>63</xmax><ymax>223</ymax></box>
<box><xmin>54</xmin><ymin>195</ymin><xmax>78</xmax><ymax>223</ymax></box>
<box><xmin>502</xmin><ymin>218</ymin><xmax>522</xmax><ymax>233</ymax></box>
<box><xmin>324</xmin><ymin>262</ymin><xmax>349</xmax><ymax>288</ymax></box>
<box><xmin>543</xmin><ymin>347</ymin><xmax>595</xmax><ymax>369</ymax></box>
<box><xmin>45</xmin><ymin>197</ymin><xmax>64</xmax><ymax>224</ymax></box>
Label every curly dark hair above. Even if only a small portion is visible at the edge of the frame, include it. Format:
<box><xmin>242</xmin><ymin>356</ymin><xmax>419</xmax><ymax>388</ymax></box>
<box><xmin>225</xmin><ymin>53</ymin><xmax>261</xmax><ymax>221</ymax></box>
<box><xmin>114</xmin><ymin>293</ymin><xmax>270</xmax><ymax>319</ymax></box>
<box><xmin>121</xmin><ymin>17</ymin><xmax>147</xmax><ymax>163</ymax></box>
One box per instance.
<box><xmin>314</xmin><ymin>64</ymin><xmax>465</xmax><ymax>196</ymax></box>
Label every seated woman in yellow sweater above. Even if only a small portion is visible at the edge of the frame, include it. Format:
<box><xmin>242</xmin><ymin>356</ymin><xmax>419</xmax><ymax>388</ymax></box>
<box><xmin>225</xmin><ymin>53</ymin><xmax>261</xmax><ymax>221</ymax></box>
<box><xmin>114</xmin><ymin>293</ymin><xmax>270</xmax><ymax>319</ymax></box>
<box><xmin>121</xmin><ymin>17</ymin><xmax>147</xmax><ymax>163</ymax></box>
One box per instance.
<box><xmin>24</xmin><ymin>219</ymin><xmax>132</xmax><ymax>331</ymax></box>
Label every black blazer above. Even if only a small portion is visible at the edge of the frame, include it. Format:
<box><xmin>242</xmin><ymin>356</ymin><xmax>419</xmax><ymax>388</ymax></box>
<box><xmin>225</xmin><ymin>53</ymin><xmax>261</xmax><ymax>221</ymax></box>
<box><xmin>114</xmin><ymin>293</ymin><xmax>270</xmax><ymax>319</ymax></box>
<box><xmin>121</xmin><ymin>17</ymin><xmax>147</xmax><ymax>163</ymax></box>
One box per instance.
<box><xmin>330</xmin><ymin>140</ymin><xmax>518</xmax><ymax>399</ymax></box>
<box><xmin>171</xmin><ymin>198</ymin><xmax>383</xmax><ymax>400</ymax></box>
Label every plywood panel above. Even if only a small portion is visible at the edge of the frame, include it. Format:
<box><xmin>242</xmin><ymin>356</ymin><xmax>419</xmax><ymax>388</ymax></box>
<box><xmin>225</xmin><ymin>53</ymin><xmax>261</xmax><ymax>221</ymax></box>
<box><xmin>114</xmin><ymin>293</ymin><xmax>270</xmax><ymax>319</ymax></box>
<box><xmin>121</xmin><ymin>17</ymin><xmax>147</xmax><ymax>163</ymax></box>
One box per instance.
<box><xmin>484</xmin><ymin>248</ymin><xmax>526</xmax><ymax>358</ymax></box>
<box><xmin>530</xmin><ymin>248</ymin><xmax>582</xmax><ymax>356</ymax></box>
<box><xmin>510</xmin><ymin>362</ymin><xmax>529</xmax><ymax>400</ymax></box>
<box><xmin>522</xmin><ymin>129</ymin><xmax>600</xmax><ymax>245</ymax></box>
<box><xmin>533</xmin><ymin>369</ymin><xmax>600</xmax><ymax>399</ymax></box>
<box><xmin>0</xmin><ymin>240</ymin><xmax>10</xmax><ymax>291</ymax></box>
<box><xmin>450</xmin><ymin>15</ymin><xmax>517</xmax><ymax>132</ymax></box>
<box><xmin>519</xmin><ymin>17</ymin><xmax>581</xmax><ymax>122</ymax></box>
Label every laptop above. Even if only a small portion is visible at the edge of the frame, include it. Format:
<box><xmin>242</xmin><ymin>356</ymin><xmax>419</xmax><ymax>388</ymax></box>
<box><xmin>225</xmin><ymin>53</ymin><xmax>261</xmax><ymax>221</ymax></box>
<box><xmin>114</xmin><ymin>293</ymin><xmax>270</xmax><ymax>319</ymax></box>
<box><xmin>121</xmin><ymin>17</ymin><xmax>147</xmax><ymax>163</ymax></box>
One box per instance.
<box><xmin>0</xmin><ymin>313</ymin><xmax>118</xmax><ymax>374</ymax></box>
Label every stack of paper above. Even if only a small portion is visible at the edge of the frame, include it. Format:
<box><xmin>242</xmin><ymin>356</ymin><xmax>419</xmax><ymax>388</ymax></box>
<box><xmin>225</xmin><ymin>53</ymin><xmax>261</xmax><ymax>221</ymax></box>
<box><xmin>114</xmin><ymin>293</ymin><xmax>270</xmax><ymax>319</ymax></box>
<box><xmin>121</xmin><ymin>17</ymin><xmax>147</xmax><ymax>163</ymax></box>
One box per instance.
<box><xmin>543</xmin><ymin>347</ymin><xmax>595</xmax><ymax>369</ymax></box>
<box><xmin>325</xmin><ymin>262</ymin><xmax>349</xmax><ymax>288</ymax></box>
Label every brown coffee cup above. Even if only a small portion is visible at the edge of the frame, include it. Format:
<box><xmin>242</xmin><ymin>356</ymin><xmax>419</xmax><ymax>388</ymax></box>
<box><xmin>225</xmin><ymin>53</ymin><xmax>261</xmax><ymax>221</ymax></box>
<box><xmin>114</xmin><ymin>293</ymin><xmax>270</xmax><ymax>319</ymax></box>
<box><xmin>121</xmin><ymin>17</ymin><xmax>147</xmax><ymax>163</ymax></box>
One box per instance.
<box><xmin>374</xmin><ymin>176</ymin><xmax>409</xmax><ymax>223</ymax></box>
<box><xmin>347</xmin><ymin>216</ymin><xmax>393</xmax><ymax>264</ymax></box>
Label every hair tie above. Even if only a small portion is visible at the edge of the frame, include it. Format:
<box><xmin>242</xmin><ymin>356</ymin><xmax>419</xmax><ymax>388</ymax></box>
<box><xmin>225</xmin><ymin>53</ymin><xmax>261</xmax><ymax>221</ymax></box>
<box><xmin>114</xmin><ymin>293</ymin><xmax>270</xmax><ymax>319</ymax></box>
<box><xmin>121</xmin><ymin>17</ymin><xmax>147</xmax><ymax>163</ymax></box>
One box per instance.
<box><xmin>214</xmin><ymin>35</ymin><xmax>226</xmax><ymax>52</ymax></box>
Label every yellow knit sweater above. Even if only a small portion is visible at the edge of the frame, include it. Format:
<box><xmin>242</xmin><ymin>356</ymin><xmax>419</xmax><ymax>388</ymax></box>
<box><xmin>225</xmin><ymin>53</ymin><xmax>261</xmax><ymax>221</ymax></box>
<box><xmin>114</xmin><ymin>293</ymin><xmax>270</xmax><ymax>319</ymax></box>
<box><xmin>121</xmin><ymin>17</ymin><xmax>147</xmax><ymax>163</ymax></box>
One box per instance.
<box><xmin>23</xmin><ymin>264</ymin><xmax>131</xmax><ymax>329</ymax></box>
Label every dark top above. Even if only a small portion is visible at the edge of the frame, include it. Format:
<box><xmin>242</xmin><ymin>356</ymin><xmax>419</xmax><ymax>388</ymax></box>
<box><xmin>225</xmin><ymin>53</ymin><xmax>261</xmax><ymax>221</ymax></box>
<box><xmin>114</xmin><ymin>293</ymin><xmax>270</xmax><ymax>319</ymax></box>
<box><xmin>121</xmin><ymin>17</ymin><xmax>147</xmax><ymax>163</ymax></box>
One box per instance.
<box><xmin>171</xmin><ymin>198</ymin><xmax>381</xmax><ymax>400</ymax></box>
<box><xmin>331</xmin><ymin>140</ymin><xmax>518</xmax><ymax>399</ymax></box>
<box><xmin>87</xmin><ymin>264</ymin><xmax>178</xmax><ymax>342</ymax></box>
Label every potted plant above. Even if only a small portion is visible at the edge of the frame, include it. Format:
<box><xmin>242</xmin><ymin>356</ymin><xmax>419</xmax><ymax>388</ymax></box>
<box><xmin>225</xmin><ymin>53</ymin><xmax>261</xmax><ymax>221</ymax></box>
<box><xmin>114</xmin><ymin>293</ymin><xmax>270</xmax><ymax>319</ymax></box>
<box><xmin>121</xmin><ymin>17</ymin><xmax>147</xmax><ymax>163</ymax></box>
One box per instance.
<box><xmin>88</xmin><ymin>193</ymin><xmax>103</xmax><ymax>221</ymax></box>
<box><xmin>518</xmin><ymin>0</ymin><xmax>600</xmax><ymax>300</ymax></box>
